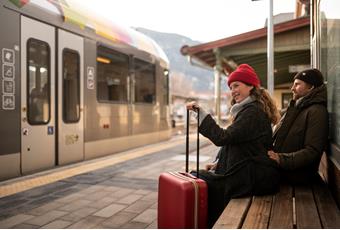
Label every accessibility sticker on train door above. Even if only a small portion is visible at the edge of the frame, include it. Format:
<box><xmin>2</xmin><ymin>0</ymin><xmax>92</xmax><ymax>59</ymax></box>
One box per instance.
<box><xmin>87</xmin><ymin>66</ymin><xmax>95</xmax><ymax>89</ymax></box>
<box><xmin>2</xmin><ymin>48</ymin><xmax>15</xmax><ymax>64</ymax></box>
<box><xmin>3</xmin><ymin>79</ymin><xmax>15</xmax><ymax>94</ymax></box>
<box><xmin>2</xmin><ymin>64</ymin><xmax>15</xmax><ymax>79</ymax></box>
<box><xmin>2</xmin><ymin>95</ymin><xmax>15</xmax><ymax>110</ymax></box>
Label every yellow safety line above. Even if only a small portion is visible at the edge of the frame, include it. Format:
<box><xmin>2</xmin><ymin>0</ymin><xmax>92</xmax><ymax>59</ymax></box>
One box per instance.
<box><xmin>0</xmin><ymin>136</ymin><xmax>192</xmax><ymax>198</ymax></box>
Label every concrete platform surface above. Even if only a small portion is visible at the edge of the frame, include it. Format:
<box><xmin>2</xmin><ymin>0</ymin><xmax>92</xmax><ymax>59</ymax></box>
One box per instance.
<box><xmin>0</xmin><ymin>134</ymin><xmax>218</xmax><ymax>229</ymax></box>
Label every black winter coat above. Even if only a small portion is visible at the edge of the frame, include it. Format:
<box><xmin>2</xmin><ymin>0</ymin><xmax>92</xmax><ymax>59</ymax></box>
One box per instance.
<box><xmin>197</xmin><ymin>101</ymin><xmax>280</xmax><ymax>227</ymax></box>
<box><xmin>273</xmin><ymin>85</ymin><xmax>328</xmax><ymax>184</ymax></box>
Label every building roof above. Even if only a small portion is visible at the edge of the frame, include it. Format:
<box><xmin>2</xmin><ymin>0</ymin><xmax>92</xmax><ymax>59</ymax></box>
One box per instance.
<box><xmin>180</xmin><ymin>16</ymin><xmax>310</xmax><ymax>88</ymax></box>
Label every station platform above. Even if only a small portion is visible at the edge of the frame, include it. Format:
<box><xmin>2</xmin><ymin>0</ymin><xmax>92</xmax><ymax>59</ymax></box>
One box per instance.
<box><xmin>0</xmin><ymin>134</ymin><xmax>217</xmax><ymax>228</ymax></box>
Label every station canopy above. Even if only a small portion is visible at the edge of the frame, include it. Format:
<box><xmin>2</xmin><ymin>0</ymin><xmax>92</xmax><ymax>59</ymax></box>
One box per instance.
<box><xmin>181</xmin><ymin>16</ymin><xmax>310</xmax><ymax>89</ymax></box>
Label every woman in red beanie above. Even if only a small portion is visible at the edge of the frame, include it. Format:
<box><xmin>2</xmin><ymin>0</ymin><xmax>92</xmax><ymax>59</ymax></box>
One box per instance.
<box><xmin>187</xmin><ymin>64</ymin><xmax>280</xmax><ymax>227</ymax></box>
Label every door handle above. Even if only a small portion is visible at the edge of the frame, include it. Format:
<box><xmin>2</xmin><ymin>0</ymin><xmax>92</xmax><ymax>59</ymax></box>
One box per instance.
<box><xmin>23</xmin><ymin>128</ymin><xmax>28</xmax><ymax>136</ymax></box>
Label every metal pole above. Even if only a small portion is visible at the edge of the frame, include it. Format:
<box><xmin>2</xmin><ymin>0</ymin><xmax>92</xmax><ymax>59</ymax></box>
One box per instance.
<box><xmin>267</xmin><ymin>0</ymin><xmax>274</xmax><ymax>94</ymax></box>
<box><xmin>214</xmin><ymin>66</ymin><xmax>221</xmax><ymax>125</ymax></box>
<box><xmin>213</xmin><ymin>48</ymin><xmax>222</xmax><ymax>125</ymax></box>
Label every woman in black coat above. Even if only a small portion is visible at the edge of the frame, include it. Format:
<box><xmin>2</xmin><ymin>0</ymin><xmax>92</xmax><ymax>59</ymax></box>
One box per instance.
<box><xmin>187</xmin><ymin>64</ymin><xmax>280</xmax><ymax>227</ymax></box>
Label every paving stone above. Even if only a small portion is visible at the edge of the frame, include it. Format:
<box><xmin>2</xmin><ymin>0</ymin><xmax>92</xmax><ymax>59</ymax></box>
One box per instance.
<box><xmin>0</xmin><ymin>197</ymin><xmax>29</xmax><ymax>214</ymax></box>
<box><xmin>116</xmin><ymin>194</ymin><xmax>143</xmax><ymax>205</ymax></box>
<box><xmin>12</xmin><ymin>223</ymin><xmax>39</xmax><ymax>229</ymax></box>
<box><xmin>93</xmin><ymin>203</ymin><xmax>126</xmax><ymax>218</ymax></box>
<box><xmin>120</xmin><ymin>221</ymin><xmax>149</xmax><ymax>229</ymax></box>
<box><xmin>98</xmin><ymin>211</ymin><xmax>138</xmax><ymax>228</ymax></box>
<box><xmin>52</xmin><ymin>187</ymin><xmax>81</xmax><ymax>197</ymax></box>
<box><xmin>124</xmin><ymin>200</ymin><xmax>154</xmax><ymax>213</ymax></box>
<box><xmin>67</xmin><ymin>215</ymin><xmax>106</xmax><ymax>229</ymax></box>
<box><xmin>132</xmin><ymin>208</ymin><xmax>157</xmax><ymax>224</ymax></box>
<box><xmin>111</xmin><ymin>188</ymin><xmax>134</xmax><ymax>198</ymax></box>
<box><xmin>0</xmin><ymin>212</ymin><xmax>18</xmax><ymax>222</ymax></box>
<box><xmin>0</xmin><ymin>214</ymin><xmax>35</xmax><ymax>228</ymax></box>
<box><xmin>150</xmin><ymin>202</ymin><xmax>158</xmax><ymax>209</ymax></box>
<box><xmin>87</xmin><ymin>196</ymin><xmax>117</xmax><ymax>209</ymax></box>
<box><xmin>58</xmin><ymin>199</ymin><xmax>92</xmax><ymax>212</ymax></box>
<box><xmin>24</xmin><ymin>210</ymin><xmax>68</xmax><ymax>226</ymax></box>
<box><xmin>26</xmin><ymin>201</ymin><xmax>65</xmax><ymax>215</ymax></box>
<box><xmin>23</xmin><ymin>195</ymin><xmax>54</xmax><ymax>208</ymax></box>
<box><xmin>40</xmin><ymin>220</ymin><xmax>72</xmax><ymax>228</ymax></box>
<box><xmin>55</xmin><ymin>193</ymin><xmax>84</xmax><ymax>203</ymax></box>
<box><xmin>141</xmin><ymin>191</ymin><xmax>158</xmax><ymax>201</ymax></box>
<box><xmin>62</xmin><ymin>173</ymin><xmax>111</xmax><ymax>185</ymax></box>
<box><xmin>0</xmin><ymin>194</ymin><xmax>26</xmax><ymax>207</ymax></box>
<box><xmin>20</xmin><ymin>182</ymin><xmax>75</xmax><ymax>200</ymax></box>
<box><xmin>133</xmin><ymin>189</ymin><xmax>152</xmax><ymax>195</ymax></box>
<box><xmin>146</xmin><ymin>220</ymin><xmax>157</xmax><ymax>229</ymax></box>
<box><xmin>102</xmin><ymin>185</ymin><xmax>120</xmax><ymax>193</ymax></box>
<box><xmin>60</xmin><ymin>207</ymin><xmax>98</xmax><ymax>222</ymax></box>
<box><xmin>0</xmin><ymin>205</ymin><xmax>29</xmax><ymax>221</ymax></box>
<box><xmin>84</xmin><ymin>185</ymin><xmax>108</xmax><ymax>193</ymax></box>
<box><xmin>81</xmin><ymin>190</ymin><xmax>111</xmax><ymax>201</ymax></box>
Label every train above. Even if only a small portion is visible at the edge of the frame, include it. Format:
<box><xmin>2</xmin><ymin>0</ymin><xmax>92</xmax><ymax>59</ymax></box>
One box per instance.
<box><xmin>0</xmin><ymin>0</ymin><xmax>171</xmax><ymax>181</ymax></box>
<box><xmin>311</xmin><ymin>0</ymin><xmax>340</xmax><ymax>203</ymax></box>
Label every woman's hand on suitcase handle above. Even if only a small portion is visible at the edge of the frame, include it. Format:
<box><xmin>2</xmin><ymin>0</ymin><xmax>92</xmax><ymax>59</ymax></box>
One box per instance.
<box><xmin>186</xmin><ymin>101</ymin><xmax>200</xmax><ymax>112</ymax></box>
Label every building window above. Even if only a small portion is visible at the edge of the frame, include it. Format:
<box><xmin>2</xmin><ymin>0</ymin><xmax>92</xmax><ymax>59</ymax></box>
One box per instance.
<box><xmin>320</xmin><ymin>0</ymin><xmax>340</xmax><ymax>146</ymax></box>
<box><xmin>97</xmin><ymin>45</ymin><xmax>129</xmax><ymax>103</ymax></box>
<box><xmin>63</xmin><ymin>49</ymin><xmax>80</xmax><ymax>123</ymax></box>
<box><xmin>281</xmin><ymin>93</ymin><xmax>292</xmax><ymax>109</ymax></box>
<box><xmin>27</xmin><ymin>38</ymin><xmax>50</xmax><ymax>125</ymax></box>
<box><xmin>134</xmin><ymin>58</ymin><xmax>156</xmax><ymax>103</ymax></box>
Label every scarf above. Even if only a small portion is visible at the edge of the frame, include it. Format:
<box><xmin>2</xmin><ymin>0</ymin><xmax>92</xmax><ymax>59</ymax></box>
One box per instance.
<box><xmin>230</xmin><ymin>96</ymin><xmax>255</xmax><ymax>118</ymax></box>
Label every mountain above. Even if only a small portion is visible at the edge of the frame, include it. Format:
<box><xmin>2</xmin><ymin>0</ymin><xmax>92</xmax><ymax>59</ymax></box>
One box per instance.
<box><xmin>135</xmin><ymin>28</ymin><xmax>216</xmax><ymax>98</ymax></box>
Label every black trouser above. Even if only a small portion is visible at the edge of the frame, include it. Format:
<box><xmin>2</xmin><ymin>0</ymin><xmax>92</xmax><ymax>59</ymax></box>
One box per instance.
<box><xmin>194</xmin><ymin>165</ymin><xmax>253</xmax><ymax>228</ymax></box>
<box><xmin>192</xmin><ymin>159</ymin><xmax>280</xmax><ymax>228</ymax></box>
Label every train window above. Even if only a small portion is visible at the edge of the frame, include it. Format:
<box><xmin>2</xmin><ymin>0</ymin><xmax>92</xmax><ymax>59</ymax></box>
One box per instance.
<box><xmin>62</xmin><ymin>49</ymin><xmax>80</xmax><ymax>123</ymax></box>
<box><xmin>134</xmin><ymin>58</ymin><xmax>156</xmax><ymax>104</ymax></box>
<box><xmin>163</xmin><ymin>69</ymin><xmax>170</xmax><ymax>105</ymax></box>
<box><xmin>97</xmin><ymin>46</ymin><xmax>129</xmax><ymax>103</ymax></box>
<box><xmin>319</xmin><ymin>0</ymin><xmax>340</xmax><ymax>145</ymax></box>
<box><xmin>27</xmin><ymin>38</ymin><xmax>50</xmax><ymax>125</ymax></box>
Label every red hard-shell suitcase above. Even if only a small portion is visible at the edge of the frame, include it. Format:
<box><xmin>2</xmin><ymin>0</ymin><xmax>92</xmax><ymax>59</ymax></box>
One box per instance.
<box><xmin>158</xmin><ymin>109</ymin><xmax>208</xmax><ymax>229</ymax></box>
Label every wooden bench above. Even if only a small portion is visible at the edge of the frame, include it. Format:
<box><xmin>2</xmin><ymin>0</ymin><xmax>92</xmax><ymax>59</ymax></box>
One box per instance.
<box><xmin>213</xmin><ymin>180</ymin><xmax>340</xmax><ymax>228</ymax></box>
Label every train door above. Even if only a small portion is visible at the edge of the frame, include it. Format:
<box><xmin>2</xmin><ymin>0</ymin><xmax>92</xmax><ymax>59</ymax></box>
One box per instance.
<box><xmin>57</xmin><ymin>29</ymin><xmax>84</xmax><ymax>165</ymax></box>
<box><xmin>21</xmin><ymin>16</ymin><xmax>55</xmax><ymax>173</ymax></box>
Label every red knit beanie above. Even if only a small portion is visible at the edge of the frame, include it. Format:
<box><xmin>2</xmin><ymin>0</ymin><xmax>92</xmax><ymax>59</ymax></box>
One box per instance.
<box><xmin>227</xmin><ymin>64</ymin><xmax>260</xmax><ymax>87</ymax></box>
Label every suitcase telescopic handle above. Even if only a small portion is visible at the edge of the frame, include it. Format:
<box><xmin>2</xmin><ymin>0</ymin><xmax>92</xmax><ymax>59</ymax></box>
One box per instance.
<box><xmin>186</xmin><ymin>108</ymin><xmax>200</xmax><ymax>178</ymax></box>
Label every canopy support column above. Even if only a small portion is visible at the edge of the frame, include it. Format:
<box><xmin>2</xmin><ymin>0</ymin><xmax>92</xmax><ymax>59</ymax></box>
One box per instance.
<box><xmin>213</xmin><ymin>48</ymin><xmax>222</xmax><ymax>125</ymax></box>
<box><xmin>267</xmin><ymin>0</ymin><xmax>274</xmax><ymax>94</ymax></box>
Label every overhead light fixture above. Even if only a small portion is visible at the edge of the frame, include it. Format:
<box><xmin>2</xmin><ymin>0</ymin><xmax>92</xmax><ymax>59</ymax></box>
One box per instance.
<box><xmin>96</xmin><ymin>57</ymin><xmax>111</xmax><ymax>64</ymax></box>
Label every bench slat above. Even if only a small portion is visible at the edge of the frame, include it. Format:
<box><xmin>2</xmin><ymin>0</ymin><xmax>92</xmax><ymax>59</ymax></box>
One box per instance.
<box><xmin>268</xmin><ymin>184</ymin><xmax>293</xmax><ymax>228</ymax></box>
<box><xmin>295</xmin><ymin>185</ymin><xmax>322</xmax><ymax>228</ymax></box>
<box><xmin>313</xmin><ymin>181</ymin><xmax>340</xmax><ymax>228</ymax></box>
<box><xmin>242</xmin><ymin>195</ymin><xmax>273</xmax><ymax>229</ymax></box>
<box><xmin>213</xmin><ymin>197</ymin><xmax>252</xmax><ymax>229</ymax></box>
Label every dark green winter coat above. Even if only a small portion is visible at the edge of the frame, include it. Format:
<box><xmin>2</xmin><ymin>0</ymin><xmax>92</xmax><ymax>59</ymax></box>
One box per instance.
<box><xmin>198</xmin><ymin>101</ymin><xmax>280</xmax><ymax>227</ymax></box>
<box><xmin>273</xmin><ymin>84</ymin><xmax>328</xmax><ymax>184</ymax></box>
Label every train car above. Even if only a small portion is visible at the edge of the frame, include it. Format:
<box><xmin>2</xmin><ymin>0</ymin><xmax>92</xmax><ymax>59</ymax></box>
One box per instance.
<box><xmin>0</xmin><ymin>0</ymin><xmax>171</xmax><ymax>181</ymax></box>
<box><xmin>311</xmin><ymin>0</ymin><xmax>340</xmax><ymax>204</ymax></box>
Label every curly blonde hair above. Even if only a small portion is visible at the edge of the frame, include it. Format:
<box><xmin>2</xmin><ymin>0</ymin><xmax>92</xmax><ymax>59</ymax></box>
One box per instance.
<box><xmin>251</xmin><ymin>87</ymin><xmax>280</xmax><ymax>125</ymax></box>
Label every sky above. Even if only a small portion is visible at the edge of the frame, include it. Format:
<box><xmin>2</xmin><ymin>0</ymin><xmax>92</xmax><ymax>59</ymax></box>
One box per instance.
<box><xmin>71</xmin><ymin>0</ymin><xmax>296</xmax><ymax>42</ymax></box>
